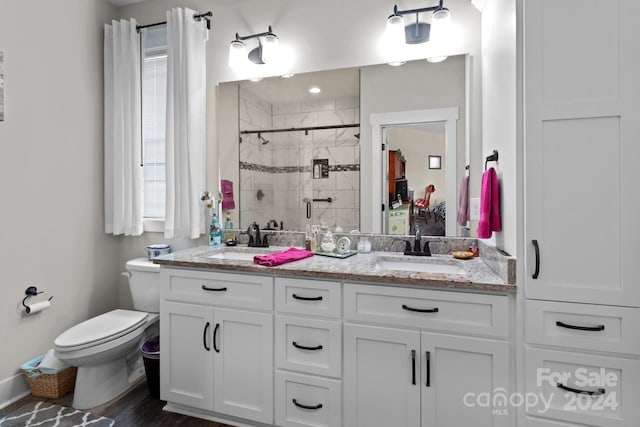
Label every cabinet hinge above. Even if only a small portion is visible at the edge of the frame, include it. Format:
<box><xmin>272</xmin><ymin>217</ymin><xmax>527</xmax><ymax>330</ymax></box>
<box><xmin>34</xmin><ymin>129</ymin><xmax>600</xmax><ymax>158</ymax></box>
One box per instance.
<box><xmin>382</xmin><ymin>203</ymin><xmax>385</xmax><ymax>212</ymax></box>
<box><xmin>382</xmin><ymin>143</ymin><xmax>386</xmax><ymax>151</ymax></box>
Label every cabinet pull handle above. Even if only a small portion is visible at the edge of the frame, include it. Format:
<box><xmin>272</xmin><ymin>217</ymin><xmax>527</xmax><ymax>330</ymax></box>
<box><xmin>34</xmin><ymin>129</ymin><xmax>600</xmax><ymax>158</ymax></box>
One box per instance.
<box><xmin>213</xmin><ymin>323</ymin><xmax>220</xmax><ymax>353</ymax></box>
<box><xmin>202</xmin><ymin>285</ymin><xmax>227</xmax><ymax>292</ymax></box>
<box><xmin>556</xmin><ymin>321</ymin><xmax>605</xmax><ymax>332</ymax></box>
<box><xmin>411</xmin><ymin>349</ymin><xmax>416</xmax><ymax>385</ymax></box>
<box><xmin>556</xmin><ymin>382</ymin><xmax>605</xmax><ymax>396</ymax></box>
<box><xmin>402</xmin><ymin>304</ymin><xmax>439</xmax><ymax>313</ymax></box>
<box><xmin>292</xmin><ymin>341</ymin><xmax>323</xmax><ymax>351</ymax></box>
<box><xmin>203</xmin><ymin>322</ymin><xmax>210</xmax><ymax>351</ymax></box>
<box><xmin>293</xmin><ymin>398</ymin><xmax>323</xmax><ymax>410</ymax></box>
<box><xmin>426</xmin><ymin>351</ymin><xmax>431</xmax><ymax>387</ymax></box>
<box><xmin>532</xmin><ymin>240</ymin><xmax>540</xmax><ymax>279</ymax></box>
<box><xmin>292</xmin><ymin>294</ymin><xmax>323</xmax><ymax>301</ymax></box>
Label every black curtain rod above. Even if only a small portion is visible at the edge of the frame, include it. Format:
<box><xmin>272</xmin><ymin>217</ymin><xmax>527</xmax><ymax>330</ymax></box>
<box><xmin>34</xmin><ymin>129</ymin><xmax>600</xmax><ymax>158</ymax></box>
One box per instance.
<box><xmin>240</xmin><ymin>123</ymin><xmax>360</xmax><ymax>135</ymax></box>
<box><xmin>136</xmin><ymin>11</ymin><xmax>212</xmax><ymax>32</ymax></box>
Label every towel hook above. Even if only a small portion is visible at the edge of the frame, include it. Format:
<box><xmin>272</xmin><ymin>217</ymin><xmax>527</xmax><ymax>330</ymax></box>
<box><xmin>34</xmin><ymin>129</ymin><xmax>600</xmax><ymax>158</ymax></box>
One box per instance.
<box><xmin>484</xmin><ymin>150</ymin><xmax>499</xmax><ymax>171</ymax></box>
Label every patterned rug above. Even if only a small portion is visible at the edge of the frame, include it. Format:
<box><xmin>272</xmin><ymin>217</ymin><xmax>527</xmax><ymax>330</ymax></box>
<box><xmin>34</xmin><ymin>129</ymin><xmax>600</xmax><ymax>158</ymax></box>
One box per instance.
<box><xmin>0</xmin><ymin>402</ymin><xmax>114</xmax><ymax>427</ymax></box>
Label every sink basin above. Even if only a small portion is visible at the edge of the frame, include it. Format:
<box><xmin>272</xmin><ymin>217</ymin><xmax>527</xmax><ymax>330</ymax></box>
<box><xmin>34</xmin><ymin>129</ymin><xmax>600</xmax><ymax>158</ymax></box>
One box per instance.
<box><xmin>208</xmin><ymin>252</ymin><xmax>258</xmax><ymax>261</ymax></box>
<box><xmin>208</xmin><ymin>246</ymin><xmax>285</xmax><ymax>261</ymax></box>
<box><xmin>375</xmin><ymin>257</ymin><xmax>467</xmax><ymax>275</ymax></box>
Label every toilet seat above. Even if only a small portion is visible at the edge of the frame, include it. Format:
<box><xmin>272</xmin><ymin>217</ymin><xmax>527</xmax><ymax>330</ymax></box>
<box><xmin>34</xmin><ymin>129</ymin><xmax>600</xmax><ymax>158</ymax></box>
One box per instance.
<box><xmin>55</xmin><ymin>309</ymin><xmax>148</xmax><ymax>351</ymax></box>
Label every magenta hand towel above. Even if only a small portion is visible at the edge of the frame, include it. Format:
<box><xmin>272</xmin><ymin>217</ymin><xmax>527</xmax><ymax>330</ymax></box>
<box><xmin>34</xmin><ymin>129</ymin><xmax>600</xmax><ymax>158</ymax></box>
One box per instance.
<box><xmin>220</xmin><ymin>179</ymin><xmax>235</xmax><ymax>210</ymax></box>
<box><xmin>456</xmin><ymin>175</ymin><xmax>470</xmax><ymax>226</ymax></box>
<box><xmin>477</xmin><ymin>167</ymin><xmax>502</xmax><ymax>238</ymax></box>
<box><xmin>254</xmin><ymin>247</ymin><xmax>314</xmax><ymax>267</ymax></box>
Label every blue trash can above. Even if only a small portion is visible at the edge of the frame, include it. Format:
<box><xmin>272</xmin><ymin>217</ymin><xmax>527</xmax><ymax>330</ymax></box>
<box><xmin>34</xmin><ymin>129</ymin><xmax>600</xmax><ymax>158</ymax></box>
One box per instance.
<box><xmin>141</xmin><ymin>336</ymin><xmax>160</xmax><ymax>398</ymax></box>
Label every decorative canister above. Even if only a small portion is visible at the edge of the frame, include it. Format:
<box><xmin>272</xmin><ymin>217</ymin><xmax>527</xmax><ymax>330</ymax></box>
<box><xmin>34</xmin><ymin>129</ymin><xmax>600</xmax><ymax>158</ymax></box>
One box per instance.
<box><xmin>146</xmin><ymin>244</ymin><xmax>171</xmax><ymax>260</ymax></box>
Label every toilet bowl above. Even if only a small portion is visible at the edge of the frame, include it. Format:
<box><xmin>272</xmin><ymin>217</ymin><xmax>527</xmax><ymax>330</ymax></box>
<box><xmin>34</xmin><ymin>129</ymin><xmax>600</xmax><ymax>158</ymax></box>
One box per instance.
<box><xmin>54</xmin><ymin>258</ymin><xmax>160</xmax><ymax>410</ymax></box>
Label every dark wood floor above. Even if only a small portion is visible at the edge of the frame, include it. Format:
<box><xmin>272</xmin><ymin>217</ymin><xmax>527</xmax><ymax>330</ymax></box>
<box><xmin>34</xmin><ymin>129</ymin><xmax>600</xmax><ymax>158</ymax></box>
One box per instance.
<box><xmin>0</xmin><ymin>380</ymin><xmax>233</xmax><ymax>426</ymax></box>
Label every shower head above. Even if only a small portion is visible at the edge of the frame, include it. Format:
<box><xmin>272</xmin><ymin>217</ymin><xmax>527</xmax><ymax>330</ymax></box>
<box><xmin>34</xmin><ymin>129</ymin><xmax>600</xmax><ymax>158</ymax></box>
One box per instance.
<box><xmin>258</xmin><ymin>133</ymin><xmax>270</xmax><ymax>145</ymax></box>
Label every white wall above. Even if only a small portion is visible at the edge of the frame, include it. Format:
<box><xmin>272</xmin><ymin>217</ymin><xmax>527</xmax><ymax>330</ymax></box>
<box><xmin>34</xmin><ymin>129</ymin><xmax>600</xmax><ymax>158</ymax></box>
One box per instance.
<box><xmin>0</xmin><ymin>0</ymin><xmax>120</xmax><ymax>401</ymax></box>
<box><xmin>481</xmin><ymin>0</ymin><xmax>517</xmax><ymax>255</ymax></box>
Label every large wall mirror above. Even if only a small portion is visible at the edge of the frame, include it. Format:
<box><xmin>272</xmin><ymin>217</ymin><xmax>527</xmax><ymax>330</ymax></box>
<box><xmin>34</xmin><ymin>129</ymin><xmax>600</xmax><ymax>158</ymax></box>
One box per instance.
<box><xmin>218</xmin><ymin>54</ymin><xmax>476</xmax><ymax>237</ymax></box>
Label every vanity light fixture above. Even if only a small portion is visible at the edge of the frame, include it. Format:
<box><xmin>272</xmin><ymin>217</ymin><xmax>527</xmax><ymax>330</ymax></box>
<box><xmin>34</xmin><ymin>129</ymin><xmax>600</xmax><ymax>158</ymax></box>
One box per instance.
<box><xmin>228</xmin><ymin>25</ymin><xmax>280</xmax><ymax>69</ymax></box>
<box><xmin>385</xmin><ymin>1</ymin><xmax>451</xmax><ymax>45</ymax></box>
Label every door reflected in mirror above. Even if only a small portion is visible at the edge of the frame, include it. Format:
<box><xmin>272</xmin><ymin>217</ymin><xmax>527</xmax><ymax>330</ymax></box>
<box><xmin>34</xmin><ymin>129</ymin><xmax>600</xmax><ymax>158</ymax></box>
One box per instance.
<box><xmin>386</xmin><ymin>123</ymin><xmax>446</xmax><ymax>237</ymax></box>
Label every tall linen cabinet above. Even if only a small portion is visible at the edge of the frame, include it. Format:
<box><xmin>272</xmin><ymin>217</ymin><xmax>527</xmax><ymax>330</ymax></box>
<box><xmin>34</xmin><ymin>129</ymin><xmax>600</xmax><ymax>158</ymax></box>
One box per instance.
<box><xmin>522</xmin><ymin>0</ymin><xmax>640</xmax><ymax>426</ymax></box>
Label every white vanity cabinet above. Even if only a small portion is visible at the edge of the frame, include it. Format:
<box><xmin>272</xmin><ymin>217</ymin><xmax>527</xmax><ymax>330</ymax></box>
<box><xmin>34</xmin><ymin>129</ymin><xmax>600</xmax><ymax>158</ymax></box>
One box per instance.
<box><xmin>160</xmin><ymin>268</ymin><xmax>274</xmax><ymax>425</ymax></box>
<box><xmin>274</xmin><ymin>277</ymin><xmax>343</xmax><ymax>427</ymax></box>
<box><xmin>343</xmin><ymin>283</ymin><xmax>511</xmax><ymax>427</ymax></box>
<box><xmin>522</xmin><ymin>1</ymin><xmax>640</xmax><ymax>425</ymax></box>
<box><xmin>159</xmin><ymin>267</ymin><xmax>514</xmax><ymax>427</ymax></box>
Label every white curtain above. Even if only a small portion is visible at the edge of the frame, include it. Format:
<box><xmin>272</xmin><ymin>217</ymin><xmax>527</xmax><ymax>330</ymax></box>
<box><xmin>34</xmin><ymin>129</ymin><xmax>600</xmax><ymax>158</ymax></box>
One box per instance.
<box><xmin>104</xmin><ymin>19</ymin><xmax>143</xmax><ymax>236</ymax></box>
<box><xmin>164</xmin><ymin>7</ymin><xmax>208</xmax><ymax>239</ymax></box>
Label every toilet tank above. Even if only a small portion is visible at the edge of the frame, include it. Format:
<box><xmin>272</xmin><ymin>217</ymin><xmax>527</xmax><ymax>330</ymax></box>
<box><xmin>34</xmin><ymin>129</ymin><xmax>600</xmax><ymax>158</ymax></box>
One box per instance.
<box><xmin>125</xmin><ymin>258</ymin><xmax>161</xmax><ymax>313</ymax></box>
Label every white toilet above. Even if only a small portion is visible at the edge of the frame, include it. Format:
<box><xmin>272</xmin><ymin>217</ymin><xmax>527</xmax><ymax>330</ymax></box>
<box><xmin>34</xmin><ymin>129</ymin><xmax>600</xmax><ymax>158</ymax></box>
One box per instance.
<box><xmin>54</xmin><ymin>258</ymin><xmax>160</xmax><ymax>409</ymax></box>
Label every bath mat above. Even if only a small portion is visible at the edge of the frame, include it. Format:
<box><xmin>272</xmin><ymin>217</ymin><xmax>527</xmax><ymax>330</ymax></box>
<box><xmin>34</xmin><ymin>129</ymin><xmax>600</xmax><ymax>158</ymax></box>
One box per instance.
<box><xmin>0</xmin><ymin>401</ymin><xmax>114</xmax><ymax>427</ymax></box>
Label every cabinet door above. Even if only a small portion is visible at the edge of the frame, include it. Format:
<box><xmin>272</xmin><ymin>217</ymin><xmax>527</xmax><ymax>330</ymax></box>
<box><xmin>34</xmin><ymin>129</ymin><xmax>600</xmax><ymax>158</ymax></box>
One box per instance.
<box><xmin>343</xmin><ymin>323</ymin><xmax>420</xmax><ymax>427</ymax></box>
<box><xmin>213</xmin><ymin>308</ymin><xmax>274</xmax><ymax>424</ymax></box>
<box><xmin>160</xmin><ymin>301</ymin><xmax>214</xmax><ymax>410</ymax></box>
<box><xmin>421</xmin><ymin>332</ymin><xmax>510</xmax><ymax>427</ymax></box>
<box><xmin>523</xmin><ymin>0</ymin><xmax>640</xmax><ymax>306</ymax></box>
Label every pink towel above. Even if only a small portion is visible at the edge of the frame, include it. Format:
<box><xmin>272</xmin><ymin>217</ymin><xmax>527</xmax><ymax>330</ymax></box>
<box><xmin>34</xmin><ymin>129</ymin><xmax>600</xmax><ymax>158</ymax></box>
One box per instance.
<box><xmin>477</xmin><ymin>167</ymin><xmax>502</xmax><ymax>238</ymax></box>
<box><xmin>456</xmin><ymin>175</ymin><xmax>469</xmax><ymax>226</ymax></box>
<box><xmin>220</xmin><ymin>179</ymin><xmax>235</xmax><ymax>210</ymax></box>
<box><xmin>254</xmin><ymin>247</ymin><xmax>314</xmax><ymax>267</ymax></box>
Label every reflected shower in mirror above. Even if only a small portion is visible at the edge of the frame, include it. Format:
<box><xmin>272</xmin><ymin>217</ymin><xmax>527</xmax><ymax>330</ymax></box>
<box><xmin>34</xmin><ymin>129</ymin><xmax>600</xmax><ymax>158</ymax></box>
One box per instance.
<box><xmin>236</xmin><ymin>68</ymin><xmax>360</xmax><ymax>232</ymax></box>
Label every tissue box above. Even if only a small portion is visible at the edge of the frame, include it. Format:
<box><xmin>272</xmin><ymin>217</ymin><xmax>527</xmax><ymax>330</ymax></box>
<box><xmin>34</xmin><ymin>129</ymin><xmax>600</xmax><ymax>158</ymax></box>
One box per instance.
<box><xmin>20</xmin><ymin>354</ymin><xmax>76</xmax><ymax>399</ymax></box>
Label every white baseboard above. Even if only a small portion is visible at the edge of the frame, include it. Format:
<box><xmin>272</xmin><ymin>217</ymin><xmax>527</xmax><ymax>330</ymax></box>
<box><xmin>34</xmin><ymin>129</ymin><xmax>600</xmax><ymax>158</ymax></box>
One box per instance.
<box><xmin>0</xmin><ymin>374</ymin><xmax>30</xmax><ymax>410</ymax></box>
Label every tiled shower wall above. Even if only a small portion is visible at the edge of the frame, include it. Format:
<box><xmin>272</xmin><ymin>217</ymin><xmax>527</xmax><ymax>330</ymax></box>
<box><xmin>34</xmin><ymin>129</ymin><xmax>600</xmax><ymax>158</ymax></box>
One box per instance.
<box><xmin>239</xmin><ymin>87</ymin><xmax>360</xmax><ymax>231</ymax></box>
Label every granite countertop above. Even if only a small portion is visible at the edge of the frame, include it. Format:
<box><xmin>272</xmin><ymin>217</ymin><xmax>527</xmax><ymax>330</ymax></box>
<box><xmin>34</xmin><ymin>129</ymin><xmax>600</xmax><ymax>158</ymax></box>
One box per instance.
<box><xmin>153</xmin><ymin>245</ymin><xmax>516</xmax><ymax>294</ymax></box>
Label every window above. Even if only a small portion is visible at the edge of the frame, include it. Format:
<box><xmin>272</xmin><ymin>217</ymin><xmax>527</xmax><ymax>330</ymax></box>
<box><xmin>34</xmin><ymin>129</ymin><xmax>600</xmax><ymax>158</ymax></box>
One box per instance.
<box><xmin>142</xmin><ymin>27</ymin><xmax>167</xmax><ymax>220</ymax></box>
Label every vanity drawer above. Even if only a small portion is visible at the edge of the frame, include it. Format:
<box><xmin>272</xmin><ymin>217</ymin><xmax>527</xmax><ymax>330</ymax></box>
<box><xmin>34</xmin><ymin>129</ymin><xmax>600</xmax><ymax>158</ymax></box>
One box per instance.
<box><xmin>161</xmin><ymin>268</ymin><xmax>273</xmax><ymax>310</ymax></box>
<box><xmin>525</xmin><ymin>347</ymin><xmax>640</xmax><ymax>426</ymax></box>
<box><xmin>275</xmin><ymin>277</ymin><xmax>341</xmax><ymax>318</ymax></box>
<box><xmin>275</xmin><ymin>371</ymin><xmax>341</xmax><ymax>427</ymax></box>
<box><xmin>275</xmin><ymin>315</ymin><xmax>342</xmax><ymax>378</ymax></box>
<box><xmin>526</xmin><ymin>300</ymin><xmax>640</xmax><ymax>355</ymax></box>
<box><xmin>343</xmin><ymin>283</ymin><xmax>509</xmax><ymax>338</ymax></box>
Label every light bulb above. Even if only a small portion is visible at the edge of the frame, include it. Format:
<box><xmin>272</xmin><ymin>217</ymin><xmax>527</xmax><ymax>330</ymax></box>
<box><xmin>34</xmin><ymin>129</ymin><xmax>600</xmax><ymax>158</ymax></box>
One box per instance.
<box><xmin>385</xmin><ymin>14</ymin><xmax>406</xmax><ymax>46</ymax></box>
<box><xmin>431</xmin><ymin>8</ymin><xmax>451</xmax><ymax>40</ymax></box>
<box><xmin>427</xmin><ymin>56</ymin><xmax>448</xmax><ymax>63</ymax></box>
<box><xmin>261</xmin><ymin>33</ymin><xmax>280</xmax><ymax>64</ymax></box>
<box><xmin>228</xmin><ymin>39</ymin><xmax>246</xmax><ymax>69</ymax></box>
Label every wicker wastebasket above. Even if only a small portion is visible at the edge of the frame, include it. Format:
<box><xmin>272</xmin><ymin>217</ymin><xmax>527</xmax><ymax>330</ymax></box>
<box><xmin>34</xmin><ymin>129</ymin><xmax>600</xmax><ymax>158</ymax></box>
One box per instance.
<box><xmin>20</xmin><ymin>354</ymin><xmax>76</xmax><ymax>399</ymax></box>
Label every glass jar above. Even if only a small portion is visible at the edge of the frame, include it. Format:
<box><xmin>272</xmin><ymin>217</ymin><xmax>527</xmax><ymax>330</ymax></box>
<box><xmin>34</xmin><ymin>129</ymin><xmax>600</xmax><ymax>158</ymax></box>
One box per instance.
<box><xmin>320</xmin><ymin>230</ymin><xmax>337</xmax><ymax>253</ymax></box>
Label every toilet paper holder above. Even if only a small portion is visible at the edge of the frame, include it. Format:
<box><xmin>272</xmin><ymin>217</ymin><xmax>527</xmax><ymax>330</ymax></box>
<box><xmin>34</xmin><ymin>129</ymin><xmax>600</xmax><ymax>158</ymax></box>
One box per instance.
<box><xmin>22</xmin><ymin>286</ymin><xmax>53</xmax><ymax>313</ymax></box>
